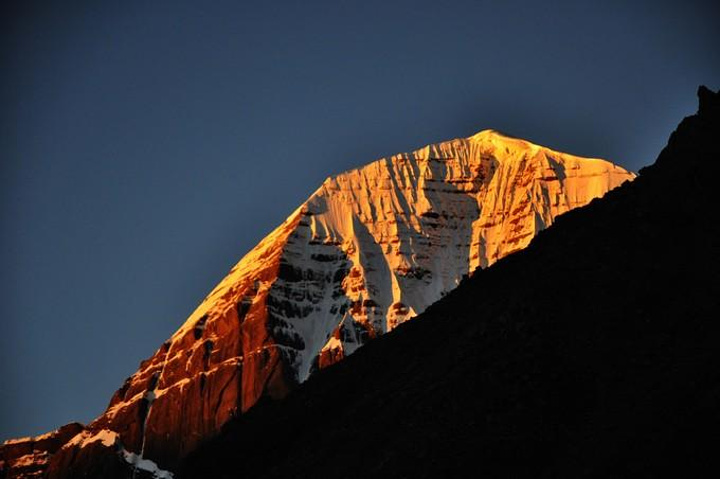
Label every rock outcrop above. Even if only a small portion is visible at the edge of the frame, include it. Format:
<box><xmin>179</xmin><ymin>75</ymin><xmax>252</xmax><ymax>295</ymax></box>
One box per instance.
<box><xmin>0</xmin><ymin>423</ymin><xmax>83</xmax><ymax>478</ymax></box>
<box><xmin>2</xmin><ymin>129</ymin><xmax>633</xmax><ymax>478</ymax></box>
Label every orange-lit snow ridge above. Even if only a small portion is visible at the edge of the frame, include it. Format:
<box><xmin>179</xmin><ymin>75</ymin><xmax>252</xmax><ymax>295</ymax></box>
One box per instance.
<box><xmin>48</xmin><ymin>129</ymin><xmax>636</xmax><ymax>472</ymax></box>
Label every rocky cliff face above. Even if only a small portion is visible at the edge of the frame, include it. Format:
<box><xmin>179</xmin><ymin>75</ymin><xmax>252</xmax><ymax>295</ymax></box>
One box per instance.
<box><xmin>2</xmin><ymin>129</ymin><xmax>633</xmax><ymax>478</ymax></box>
<box><xmin>0</xmin><ymin>424</ymin><xmax>83</xmax><ymax>478</ymax></box>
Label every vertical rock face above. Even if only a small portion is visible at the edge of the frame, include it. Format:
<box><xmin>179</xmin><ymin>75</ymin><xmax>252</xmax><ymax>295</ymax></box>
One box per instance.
<box><xmin>5</xmin><ymin>129</ymin><xmax>633</xmax><ymax>477</ymax></box>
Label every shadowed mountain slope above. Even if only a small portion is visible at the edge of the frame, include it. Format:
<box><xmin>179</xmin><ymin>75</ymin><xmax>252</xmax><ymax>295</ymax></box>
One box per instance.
<box><xmin>179</xmin><ymin>87</ymin><xmax>720</xmax><ymax>478</ymax></box>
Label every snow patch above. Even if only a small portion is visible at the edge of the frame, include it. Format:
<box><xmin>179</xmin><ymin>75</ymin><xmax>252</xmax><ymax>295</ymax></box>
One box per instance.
<box><xmin>13</xmin><ymin>452</ymin><xmax>46</xmax><ymax>467</ymax></box>
<box><xmin>123</xmin><ymin>450</ymin><xmax>174</xmax><ymax>479</ymax></box>
<box><xmin>2</xmin><ymin>437</ymin><xmax>32</xmax><ymax>445</ymax></box>
<box><xmin>65</xmin><ymin>429</ymin><xmax>118</xmax><ymax>449</ymax></box>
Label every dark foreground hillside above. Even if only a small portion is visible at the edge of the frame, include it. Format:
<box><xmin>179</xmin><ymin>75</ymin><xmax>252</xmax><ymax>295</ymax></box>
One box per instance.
<box><xmin>180</xmin><ymin>87</ymin><xmax>720</xmax><ymax>479</ymax></box>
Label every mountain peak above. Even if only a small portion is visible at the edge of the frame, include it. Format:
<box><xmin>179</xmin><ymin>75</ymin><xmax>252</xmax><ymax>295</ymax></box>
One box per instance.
<box><xmin>469</xmin><ymin>128</ymin><xmax>516</xmax><ymax>140</ymax></box>
<box><xmin>179</xmin><ymin>87</ymin><xmax>720</xmax><ymax>479</ymax></box>
<box><xmin>468</xmin><ymin>128</ymin><xmax>539</xmax><ymax>149</ymax></box>
<box><xmin>2</xmin><ymin>129</ymin><xmax>634</xmax><ymax>479</ymax></box>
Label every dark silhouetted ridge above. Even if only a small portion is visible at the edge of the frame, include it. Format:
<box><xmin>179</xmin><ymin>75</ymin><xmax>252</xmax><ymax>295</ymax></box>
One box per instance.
<box><xmin>179</xmin><ymin>87</ymin><xmax>720</xmax><ymax>478</ymax></box>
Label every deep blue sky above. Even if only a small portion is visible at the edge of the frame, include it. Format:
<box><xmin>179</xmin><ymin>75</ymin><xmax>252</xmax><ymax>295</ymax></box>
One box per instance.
<box><xmin>1</xmin><ymin>0</ymin><xmax>718</xmax><ymax>441</ymax></box>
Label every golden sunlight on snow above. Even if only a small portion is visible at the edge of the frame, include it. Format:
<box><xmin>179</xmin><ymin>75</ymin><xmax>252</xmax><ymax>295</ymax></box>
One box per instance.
<box><xmin>75</xmin><ymin>129</ymin><xmax>634</xmax><ymax>465</ymax></box>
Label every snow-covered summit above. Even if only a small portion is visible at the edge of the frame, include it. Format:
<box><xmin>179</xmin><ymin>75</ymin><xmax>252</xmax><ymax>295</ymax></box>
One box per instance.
<box><xmin>8</xmin><ymin>129</ymin><xmax>634</xmax><ymax>477</ymax></box>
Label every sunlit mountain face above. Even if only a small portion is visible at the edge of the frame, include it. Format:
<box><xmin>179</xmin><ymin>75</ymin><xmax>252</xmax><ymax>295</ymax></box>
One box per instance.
<box><xmin>0</xmin><ymin>127</ymin><xmax>633</xmax><ymax>478</ymax></box>
<box><xmin>176</xmin><ymin>87</ymin><xmax>720</xmax><ymax>479</ymax></box>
